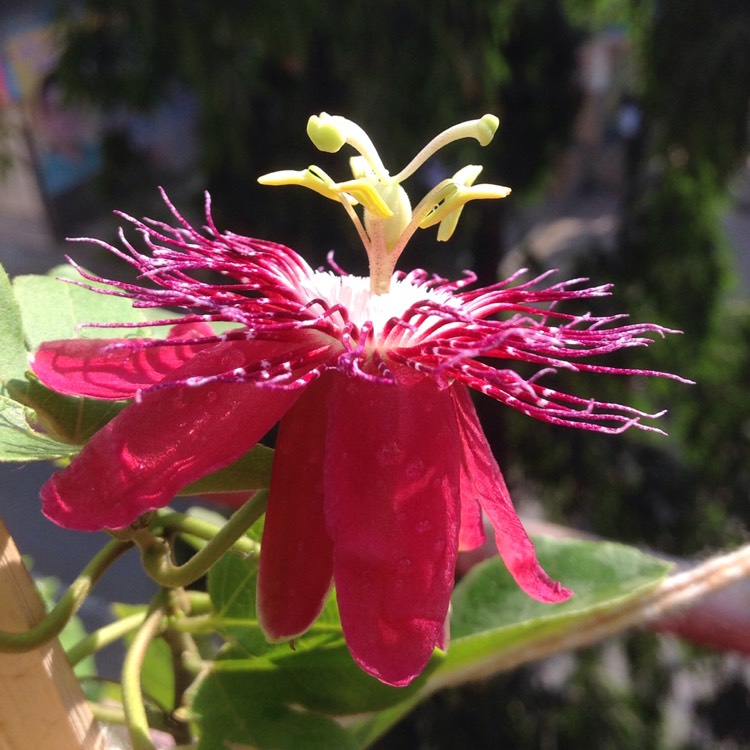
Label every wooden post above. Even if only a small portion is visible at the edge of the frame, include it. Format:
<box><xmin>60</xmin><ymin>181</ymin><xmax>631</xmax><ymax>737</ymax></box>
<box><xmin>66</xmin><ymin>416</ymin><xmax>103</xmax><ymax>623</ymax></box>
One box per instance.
<box><xmin>0</xmin><ymin>518</ymin><xmax>107</xmax><ymax>750</ymax></box>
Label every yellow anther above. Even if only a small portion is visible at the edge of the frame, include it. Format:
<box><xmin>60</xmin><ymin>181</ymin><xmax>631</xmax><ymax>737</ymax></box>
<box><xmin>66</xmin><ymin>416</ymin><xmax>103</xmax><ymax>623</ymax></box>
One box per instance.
<box><xmin>418</xmin><ymin>166</ymin><xmax>511</xmax><ymax>241</ymax></box>
<box><xmin>258</xmin><ymin>167</ymin><xmax>354</xmax><ymax>205</ymax></box>
<box><xmin>332</xmin><ymin>179</ymin><xmax>394</xmax><ymax>218</ymax></box>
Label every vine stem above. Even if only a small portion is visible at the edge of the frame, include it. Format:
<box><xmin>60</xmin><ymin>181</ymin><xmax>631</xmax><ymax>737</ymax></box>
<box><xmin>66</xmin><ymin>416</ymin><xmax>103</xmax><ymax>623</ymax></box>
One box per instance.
<box><xmin>122</xmin><ymin>601</ymin><xmax>167</xmax><ymax>750</ymax></box>
<box><xmin>428</xmin><ymin>542</ymin><xmax>750</xmax><ymax>693</ymax></box>
<box><xmin>0</xmin><ymin>538</ymin><xmax>132</xmax><ymax>652</ymax></box>
<box><xmin>67</xmin><ymin>612</ymin><xmax>146</xmax><ymax>667</ymax></box>
<box><xmin>151</xmin><ymin>509</ymin><xmax>260</xmax><ymax>556</ymax></box>
<box><xmin>139</xmin><ymin>490</ymin><xmax>268</xmax><ymax>588</ymax></box>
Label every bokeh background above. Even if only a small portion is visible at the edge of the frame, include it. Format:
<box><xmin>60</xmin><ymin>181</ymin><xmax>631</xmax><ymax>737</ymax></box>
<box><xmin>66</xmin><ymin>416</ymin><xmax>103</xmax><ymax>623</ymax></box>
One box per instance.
<box><xmin>2</xmin><ymin>0</ymin><xmax>750</xmax><ymax>747</ymax></box>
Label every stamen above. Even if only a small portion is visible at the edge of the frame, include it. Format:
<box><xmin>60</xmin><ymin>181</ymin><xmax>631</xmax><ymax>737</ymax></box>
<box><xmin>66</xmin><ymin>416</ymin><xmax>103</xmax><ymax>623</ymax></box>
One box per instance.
<box><xmin>391</xmin><ymin>114</ymin><xmax>500</xmax><ymax>183</ymax></box>
<box><xmin>306</xmin><ymin>113</ymin><xmax>389</xmax><ymax>181</ymax></box>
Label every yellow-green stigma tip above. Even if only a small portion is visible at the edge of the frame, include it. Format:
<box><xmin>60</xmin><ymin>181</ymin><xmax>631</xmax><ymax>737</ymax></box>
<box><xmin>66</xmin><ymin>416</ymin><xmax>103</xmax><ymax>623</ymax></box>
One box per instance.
<box><xmin>307</xmin><ymin>114</ymin><xmax>346</xmax><ymax>153</ymax></box>
<box><xmin>477</xmin><ymin>114</ymin><xmax>500</xmax><ymax>146</ymax></box>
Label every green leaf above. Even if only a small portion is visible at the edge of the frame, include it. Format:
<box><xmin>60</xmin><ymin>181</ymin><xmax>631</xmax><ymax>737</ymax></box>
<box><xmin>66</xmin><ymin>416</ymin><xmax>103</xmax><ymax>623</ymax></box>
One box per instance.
<box><xmin>0</xmin><ymin>263</ymin><xmax>29</xmax><ymax>385</ymax></box>
<box><xmin>13</xmin><ymin>265</ymin><xmax>160</xmax><ymax>351</ymax></box>
<box><xmin>0</xmin><ymin>394</ymin><xmax>78</xmax><ymax>461</ymax></box>
<box><xmin>179</xmin><ymin>444</ymin><xmax>274</xmax><ymax>495</ymax></box>
<box><xmin>7</xmin><ymin>376</ymin><xmax>126</xmax><ymax>445</ymax></box>
<box><xmin>193</xmin><ymin>674</ymin><xmax>359</xmax><ymax>750</ymax></box>
<box><xmin>439</xmin><ymin>537</ymin><xmax>671</xmax><ymax>684</ymax></box>
<box><xmin>207</xmin><ymin>550</ymin><xmax>268</xmax><ymax>655</ymax></box>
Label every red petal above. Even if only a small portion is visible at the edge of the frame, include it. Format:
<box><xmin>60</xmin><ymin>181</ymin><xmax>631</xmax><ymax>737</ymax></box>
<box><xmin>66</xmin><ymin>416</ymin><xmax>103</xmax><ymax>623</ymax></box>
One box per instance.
<box><xmin>452</xmin><ymin>386</ymin><xmax>572</xmax><ymax>603</ymax></box>
<box><xmin>257</xmin><ymin>374</ymin><xmax>335</xmax><ymax>641</ymax></box>
<box><xmin>32</xmin><ymin>337</ymin><xmax>215</xmax><ymax>399</ymax></box>
<box><xmin>324</xmin><ymin>374</ymin><xmax>461</xmax><ymax>686</ymax></box>
<box><xmin>167</xmin><ymin>322</ymin><xmax>216</xmax><ymax>339</ymax></box>
<box><xmin>458</xmin><ymin>469</ymin><xmax>487</xmax><ymax>552</ymax></box>
<box><xmin>40</xmin><ymin>341</ymin><xmax>304</xmax><ymax>530</ymax></box>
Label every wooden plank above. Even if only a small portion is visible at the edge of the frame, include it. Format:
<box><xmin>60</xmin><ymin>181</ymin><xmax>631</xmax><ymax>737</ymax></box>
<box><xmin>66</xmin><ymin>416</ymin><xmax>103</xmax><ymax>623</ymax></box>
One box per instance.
<box><xmin>0</xmin><ymin>518</ymin><xmax>107</xmax><ymax>750</ymax></box>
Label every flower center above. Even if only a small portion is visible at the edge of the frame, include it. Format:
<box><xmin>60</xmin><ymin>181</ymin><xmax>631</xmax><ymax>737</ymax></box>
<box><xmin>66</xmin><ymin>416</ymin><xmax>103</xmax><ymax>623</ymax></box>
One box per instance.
<box><xmin>259</xmin><ymin>113</ymin><xmax>511</xmax><ymax>295</ymax></box>
<box><xmin>302</xmin><ymin>271</ymin><xmax>457</xmax><ymax>333</ymax></box>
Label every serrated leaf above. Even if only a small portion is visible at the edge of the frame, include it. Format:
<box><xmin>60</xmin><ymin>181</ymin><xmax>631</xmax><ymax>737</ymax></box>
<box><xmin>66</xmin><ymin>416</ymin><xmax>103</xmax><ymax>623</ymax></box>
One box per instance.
<box><xmin>0</xmin><ymin>263</ymin><xmax>29</xmax><ymax>385</ymax></box>
<box><xmin>179</xmin><ymin>444</ymin><xmax>274</xmax><ymax>495</ymax></box>
<box><xmin>0</xmin><ymin>394</ymin><xmax>78</xmax><ymax>461</ymax></box>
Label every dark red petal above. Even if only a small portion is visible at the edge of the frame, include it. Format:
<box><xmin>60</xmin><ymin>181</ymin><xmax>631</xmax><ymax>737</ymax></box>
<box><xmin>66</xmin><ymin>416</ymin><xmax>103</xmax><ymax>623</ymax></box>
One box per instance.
<box><xmin>324</xmin><ymin>374</ymin><xmax>461</xmax><ymax>686</ymax></box>
<box><xmin>40</xmin><ymin>341</ymin><xmax>305</xmax><ymax>530</ymax></box>
<box><xmin>257</xmin><ymin>374</ymin><xmax>335</xmax><ymax>641</ymax></box>
<box><xmin>32</xmin><ymin>337</ymin><xmax>215</xmax><ymax>400</ymax></box>
<box><xmin>452</xmin><ymin>385</ymin><xmax>572</xmax><ymax>603</ymax></box>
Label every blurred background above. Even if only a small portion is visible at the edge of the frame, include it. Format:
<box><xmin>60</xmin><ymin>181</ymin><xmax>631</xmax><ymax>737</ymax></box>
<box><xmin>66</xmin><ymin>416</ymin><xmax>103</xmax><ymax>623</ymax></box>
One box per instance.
<box><xmin>1</xmin><ymin>0</ymin><xmax>750</xmax><ymax>747</ymax></box>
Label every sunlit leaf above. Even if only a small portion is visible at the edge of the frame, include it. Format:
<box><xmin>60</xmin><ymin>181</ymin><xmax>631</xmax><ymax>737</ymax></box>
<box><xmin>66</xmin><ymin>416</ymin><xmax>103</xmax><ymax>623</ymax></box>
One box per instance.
<box><xmin>7</xmin><ymin>376</ymin><xmax>126</xmax><ymax>445</ymax></box>
<box><xmin>0</xmin><ymin>394</ymin><xmax>78</xmax><ymax>461</ymax></box>
<box><xmin>0</xmin><ymin>264</ymin><xmax>29</xmax><ymax>385</ymax></box>
<box><xmin>441</xmin><ymin>537</ymin><xmax>671</xmax><ymax>683</ymax></box>
<box><xmin>13</xmin><ymin>265</ymin><xmax>166</xmax><ymax>351</ymax></box>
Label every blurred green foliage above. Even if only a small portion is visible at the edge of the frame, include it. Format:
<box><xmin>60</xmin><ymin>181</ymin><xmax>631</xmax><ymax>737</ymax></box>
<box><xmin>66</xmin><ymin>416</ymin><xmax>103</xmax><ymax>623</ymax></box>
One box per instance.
<box><xmin>52</xmin><ymin>0</ymin><xmax>580</xmax><ymax>277</ymax></box>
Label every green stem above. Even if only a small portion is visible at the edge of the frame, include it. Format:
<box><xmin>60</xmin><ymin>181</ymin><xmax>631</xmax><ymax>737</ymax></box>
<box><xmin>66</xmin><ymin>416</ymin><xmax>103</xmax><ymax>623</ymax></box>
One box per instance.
<box><xmin>152</xmin><ymin>509</ymin><xmax>260</xmax><ymax>556</ymax></box>
<box><xmin>183</xmin><ymin>589</ymin><xmax>213</xmax><ymax>614</ymax></box>
<box><xmin>122</xmin><ymin>601</ymin><xmax>167</xmax><ymax>750</ymax></box>
<box><xmin>139</xmin><ymin>491</ymin><xmax>268</xmax><ymax>588</ymax></box>
<box><xmin>90</xmin><ymin>702</ymin><xmax>129</xmax><ymax>726</ymax></box>
<box><xmin>89</xmin><ymin>702</ymin><xmax>175</xmax><ymax>734</ymax></box>
<box><xmin>0</xmin><ymin>539</ymin><xmax>132</xmax><ymax>652</ymax></box>
<box><xmin>161</xmin><ymin>606</ymin><xmax>199</xmax><ymax>746</ymax></box>
<box><xmin>67</xmin><ymin>611</ymin><xmax>146</xmax><ymax>667</ymax></box>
